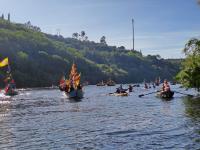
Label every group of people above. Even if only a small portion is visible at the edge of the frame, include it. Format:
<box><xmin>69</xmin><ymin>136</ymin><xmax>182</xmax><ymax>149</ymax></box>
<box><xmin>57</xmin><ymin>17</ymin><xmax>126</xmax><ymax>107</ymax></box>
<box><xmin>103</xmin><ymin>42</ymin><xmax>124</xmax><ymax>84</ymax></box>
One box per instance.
<box><xmin>161</xmin><ymin>79</ymin><xmax>171</xmax><ymax>93</ymax></box>
<box><xmin>115</xmin><ymin>79</ymin><xmax>171</xmax><ymax>94</ymax></box>
<box><xmin>116</xmin><ymin>84</ymin><xmax>133</xmax><ymax>94</ymax></box>
<box><xmin>144</xmin><ymin>83</ymin><xmax>156</xmax><ymax>89</ymax></box>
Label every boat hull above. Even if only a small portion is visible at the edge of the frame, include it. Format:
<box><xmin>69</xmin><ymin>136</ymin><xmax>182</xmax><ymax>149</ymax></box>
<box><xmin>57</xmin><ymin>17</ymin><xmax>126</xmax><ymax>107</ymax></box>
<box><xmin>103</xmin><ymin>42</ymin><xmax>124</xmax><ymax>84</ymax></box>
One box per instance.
<box><xmin>157</xmin><ymin>91</ymin><xmax>174</xmax><ymax>99</ymax></box>
<box><xmin>107</xmin><ymin>83</ymin><xmax>116</xmax><ymax>86</ymax></box>
<box><xmin>96</xmin><ymin>83</ymin><xmax>106</xmax><ymax>86</ymax></box>
<box><xmin>65</xmin><ymin>89</ymin><xmax>84</xmax><ymax>99</ymax></box>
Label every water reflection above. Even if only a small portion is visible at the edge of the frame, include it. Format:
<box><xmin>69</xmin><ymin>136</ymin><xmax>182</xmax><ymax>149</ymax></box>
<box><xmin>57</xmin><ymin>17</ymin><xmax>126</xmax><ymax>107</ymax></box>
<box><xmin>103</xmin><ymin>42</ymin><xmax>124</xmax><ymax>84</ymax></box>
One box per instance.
<box><xmin>0</xmin><ymin>87</ymin><xmax>200</xmax><ymax>149</ymax></box>
<box><xmin>183</xmin><ymin>97</ymin><xmax>200</xmax><ymax>120</ymax></box>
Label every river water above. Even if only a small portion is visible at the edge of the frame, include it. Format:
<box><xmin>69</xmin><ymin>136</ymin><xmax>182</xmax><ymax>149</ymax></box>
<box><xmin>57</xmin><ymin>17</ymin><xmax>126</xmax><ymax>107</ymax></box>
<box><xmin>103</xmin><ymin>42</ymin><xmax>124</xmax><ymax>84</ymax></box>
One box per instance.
<box><xmin>0</xmin><ymin>85</ymin><xmax>200</xmax><ymax>150</ymax></box>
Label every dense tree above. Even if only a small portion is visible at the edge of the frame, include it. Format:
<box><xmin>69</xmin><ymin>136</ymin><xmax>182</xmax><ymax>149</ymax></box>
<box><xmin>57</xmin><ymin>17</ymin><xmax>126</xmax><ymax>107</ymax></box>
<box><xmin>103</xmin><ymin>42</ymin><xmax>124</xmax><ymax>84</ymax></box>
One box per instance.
<box><xmin>176</xmin><ymin>38</ymin><xmax>200</xmax><ymax>91</ymax></box>
<box><xmin>80</xmin><ymin>31</ymin><xmax>86</xmax><ymax>40</ymax></box>
<box><xmin>118</xmin><ymin>46</ymin><xmax>125</xmax><ymax>50</ymax></box>
<box><xmin>1</xmin><ymin>14</ymin><xmax>4</xmax><ymax>20</ymax></box>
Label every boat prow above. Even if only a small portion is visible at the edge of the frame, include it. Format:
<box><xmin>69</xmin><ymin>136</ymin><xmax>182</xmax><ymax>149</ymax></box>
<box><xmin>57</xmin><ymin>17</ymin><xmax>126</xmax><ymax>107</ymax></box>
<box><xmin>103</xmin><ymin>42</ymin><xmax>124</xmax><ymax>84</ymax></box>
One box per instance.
<box><xmin>65</xmin><ymin>89</ymin><xmax>84</xmax><ymax>100</ymax></box>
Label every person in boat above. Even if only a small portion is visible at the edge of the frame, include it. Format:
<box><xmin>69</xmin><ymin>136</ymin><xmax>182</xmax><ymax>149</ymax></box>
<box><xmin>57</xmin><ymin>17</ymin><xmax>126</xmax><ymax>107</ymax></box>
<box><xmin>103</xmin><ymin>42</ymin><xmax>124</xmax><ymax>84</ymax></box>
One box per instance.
<box><xmin>144</xmin><ymin>83</ymin><xmax>148</xmax><ymax>89</ymax></box>
<box><xmin>161</xmin><ymin>79</ymin><xmax>171</xmax><ymax>92</ymax></box>
<box><xmin>152</xmin><ymin>83</ymin><xmax>156</xmax><ymax>88</ymax></box>
<box><xmin>155</xmin><ymin>78</ymin><xmax>160</xmax><ymax>86</ymax></box>
<box><xmin>128</xmin><ymin>85</ymin><xmax>133</xmax><ymax>92</ymax></box>
<box><xmin>69</xmin><ymin>85</ymin><xmax>74</xmax><ymax>92</ymax></box>
<box><xmin>116</xmin><ymin>84</ymin><xmax>126</xmax><ymax>93</ymax></box>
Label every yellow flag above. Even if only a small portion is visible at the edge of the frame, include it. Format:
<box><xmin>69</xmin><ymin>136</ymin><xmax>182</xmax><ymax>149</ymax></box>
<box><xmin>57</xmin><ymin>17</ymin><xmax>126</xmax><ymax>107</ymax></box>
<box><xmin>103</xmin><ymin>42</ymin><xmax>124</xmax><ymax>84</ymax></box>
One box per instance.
<box><xmin>0</xmin><ymin>57</ymin><xmax>9</xmax><ymax>67</ymax></box>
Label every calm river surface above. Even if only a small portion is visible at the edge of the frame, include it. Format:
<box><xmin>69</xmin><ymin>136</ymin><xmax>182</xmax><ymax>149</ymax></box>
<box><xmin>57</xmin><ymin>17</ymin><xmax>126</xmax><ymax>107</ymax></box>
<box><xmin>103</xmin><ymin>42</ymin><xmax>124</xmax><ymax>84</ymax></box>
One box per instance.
<box><xmin>0</xmin><ymin>85</ymin><xmax>200</xmax><ymax>150</ymax></box>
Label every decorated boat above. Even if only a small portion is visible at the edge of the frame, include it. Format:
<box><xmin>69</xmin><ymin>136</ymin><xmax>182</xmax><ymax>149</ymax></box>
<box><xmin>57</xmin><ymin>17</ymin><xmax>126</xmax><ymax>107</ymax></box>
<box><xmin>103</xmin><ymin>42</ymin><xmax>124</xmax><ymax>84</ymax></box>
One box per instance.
<box><xmin>0</xmin><ymin>57</ymin><xmax>18</xmax><ymax>96</ymax></box>
<box><xmin>107</xmin><ymin>79</ymin><xmax>116</xmax><ymax>86</ymax></box>
<box><xmin>59</xmin><ymin>63</ymin><xmax>84</xmax><ymax>100</ymax></box>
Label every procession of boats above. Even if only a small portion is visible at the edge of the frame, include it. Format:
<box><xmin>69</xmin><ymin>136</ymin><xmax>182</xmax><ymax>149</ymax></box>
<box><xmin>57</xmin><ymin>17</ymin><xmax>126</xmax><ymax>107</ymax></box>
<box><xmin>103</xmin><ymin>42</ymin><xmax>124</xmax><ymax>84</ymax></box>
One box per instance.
<box><xmin>0</xmin><ymin>57</ymin><xmax>191</xmax><ymax>101</ymax></box>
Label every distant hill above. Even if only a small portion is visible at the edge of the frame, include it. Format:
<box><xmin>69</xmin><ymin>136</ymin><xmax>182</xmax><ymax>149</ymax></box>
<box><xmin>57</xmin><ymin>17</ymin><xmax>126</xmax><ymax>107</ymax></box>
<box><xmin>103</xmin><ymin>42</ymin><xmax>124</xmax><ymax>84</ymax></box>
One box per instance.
<box><xmin>0</xmin><ymin>19</ymin><xmax>182</xmax><ymax>88</ymax></box>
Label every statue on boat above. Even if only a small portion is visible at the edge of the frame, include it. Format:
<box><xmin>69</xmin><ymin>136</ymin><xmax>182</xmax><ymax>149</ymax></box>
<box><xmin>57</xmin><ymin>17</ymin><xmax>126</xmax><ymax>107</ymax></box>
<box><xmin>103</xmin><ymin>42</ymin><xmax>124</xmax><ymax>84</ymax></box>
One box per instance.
<box><xmin>59</xmin><ymin>63</ymin><xmax>83</xmax><ymax>99</ymax></box>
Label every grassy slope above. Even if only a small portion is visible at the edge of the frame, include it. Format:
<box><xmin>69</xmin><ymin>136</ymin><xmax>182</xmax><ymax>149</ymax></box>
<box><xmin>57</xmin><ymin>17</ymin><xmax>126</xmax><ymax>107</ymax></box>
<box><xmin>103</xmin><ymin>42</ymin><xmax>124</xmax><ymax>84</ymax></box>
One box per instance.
<box><xmin>0</xmin><ymin>19</ymin><xmax>181</xmax><ymax>87</ymax></box>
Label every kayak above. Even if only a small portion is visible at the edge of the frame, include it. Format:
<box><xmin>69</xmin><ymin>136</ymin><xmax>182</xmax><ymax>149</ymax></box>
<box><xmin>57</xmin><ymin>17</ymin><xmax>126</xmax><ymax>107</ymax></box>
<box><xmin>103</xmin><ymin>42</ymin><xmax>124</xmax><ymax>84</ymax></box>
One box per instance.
<box><xmin>157</xmin><ymin>91</ymin><xmax>174</xmax><ymax>99</ymax></box>
<box><xmin>110</xmin><ymin>92</ymin><xmax>128</xmax><ymax>96</ymax></box>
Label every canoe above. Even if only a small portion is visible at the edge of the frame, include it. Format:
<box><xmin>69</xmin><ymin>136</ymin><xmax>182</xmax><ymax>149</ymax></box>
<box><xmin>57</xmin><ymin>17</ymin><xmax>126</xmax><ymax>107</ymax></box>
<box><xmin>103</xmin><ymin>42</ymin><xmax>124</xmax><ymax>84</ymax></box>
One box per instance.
<box><xmin>110</xmin><ymin>92</ymin><xmax>128</xmax><ymax>96</ymax></box>
<box><xmin>107</xmin><ymin>83</ymin><xmax>116</xmax><ymax>86</ymax></box>
<box><xmin>96</xmin><ymin>83</ymin><xmax>106</xmax><ymax>86</ymax></box>
<box><xmin>157</xmin><ymin>91</ymin><xmax>174</xmax><ymax>99</ymax></box>
<box><xmin>65</xmin><ymin>89</ymin><xmax>84</xmax><ymax>99</ymax></box>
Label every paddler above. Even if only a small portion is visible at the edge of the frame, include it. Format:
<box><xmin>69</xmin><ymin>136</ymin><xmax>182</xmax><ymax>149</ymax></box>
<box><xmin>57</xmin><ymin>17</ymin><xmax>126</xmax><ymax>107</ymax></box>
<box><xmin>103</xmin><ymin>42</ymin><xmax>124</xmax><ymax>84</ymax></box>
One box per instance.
<box><xmin>116</xmin><ymin>84</ymin><xmax>126</xmax><ymax>93</ymax></box>
<box><xmin>161</xmin><ymin>79</ymin><xmax>171</xmax><ymax>92</ymax></box>
<box><xmin>128</xmin><ymin>85</ymin><xmax>133</xmax><ymax>92</ymax></box>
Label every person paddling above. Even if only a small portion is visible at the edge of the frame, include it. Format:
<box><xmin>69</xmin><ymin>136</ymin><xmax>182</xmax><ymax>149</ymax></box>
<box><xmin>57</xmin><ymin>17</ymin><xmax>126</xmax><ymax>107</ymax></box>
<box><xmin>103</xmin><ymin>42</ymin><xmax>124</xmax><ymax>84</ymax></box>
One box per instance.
<box><xmin>128</xmin><ymin>85</ymin><xmax>133</xmax><ymax>92</ymax></box>
<box><xmin>116</xmin><ymin>84</ymin><xmax>126</xmax><ymax>93</ymax></box>
<box><xmin>144</xmin><ymin>83</ymin><xmax>148</xmax><ymax>89</ymax></box>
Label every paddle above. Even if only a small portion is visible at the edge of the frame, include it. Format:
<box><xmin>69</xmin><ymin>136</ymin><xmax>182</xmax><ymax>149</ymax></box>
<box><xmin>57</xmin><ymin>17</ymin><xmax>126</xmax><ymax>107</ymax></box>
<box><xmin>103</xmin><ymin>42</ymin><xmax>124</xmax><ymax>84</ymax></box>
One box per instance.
<box><xmin>173</xmin><ymin>91</ymin><xmax>194</xmax><ymax>97</ymax></box>
<box><xmin>138</xmin><ymin>90</ymin><xmax>160</xmax><ymax>98</ymax></box>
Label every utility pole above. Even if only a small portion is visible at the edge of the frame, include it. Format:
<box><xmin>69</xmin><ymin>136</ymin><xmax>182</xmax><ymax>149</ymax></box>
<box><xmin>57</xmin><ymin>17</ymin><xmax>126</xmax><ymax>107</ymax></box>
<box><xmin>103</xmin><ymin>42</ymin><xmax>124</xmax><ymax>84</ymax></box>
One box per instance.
<box><xmin>132</xmin><ymin>18</ymin><xmax>134</xmax><ymax>51</ymax></box>
<box><xmin>8</xmin><ymin>13</ymin><xmax>10</xmax><ymax>22</ymax></box>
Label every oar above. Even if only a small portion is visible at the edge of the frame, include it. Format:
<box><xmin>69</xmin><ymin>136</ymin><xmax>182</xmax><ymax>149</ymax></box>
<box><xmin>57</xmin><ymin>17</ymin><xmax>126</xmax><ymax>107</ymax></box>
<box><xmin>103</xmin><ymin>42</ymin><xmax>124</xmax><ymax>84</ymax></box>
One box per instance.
<box><xmin>138</xmin><ymin>91</ymin><xmax>160</xmax><ymax>97</ymax></box>
<box><xmin>173</xmin><ymin>91</ymin><xmax>194</xmax><ymax>97</ymax></box>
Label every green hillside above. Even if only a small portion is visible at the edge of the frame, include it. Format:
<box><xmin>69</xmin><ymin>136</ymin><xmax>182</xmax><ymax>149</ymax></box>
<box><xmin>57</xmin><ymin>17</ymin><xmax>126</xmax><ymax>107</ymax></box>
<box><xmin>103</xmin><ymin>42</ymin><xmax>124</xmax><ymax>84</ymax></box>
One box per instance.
<box><xmin>0</xmin><ymin>19</ymin><xmax>181</xmax><ymax>88</ymax></box>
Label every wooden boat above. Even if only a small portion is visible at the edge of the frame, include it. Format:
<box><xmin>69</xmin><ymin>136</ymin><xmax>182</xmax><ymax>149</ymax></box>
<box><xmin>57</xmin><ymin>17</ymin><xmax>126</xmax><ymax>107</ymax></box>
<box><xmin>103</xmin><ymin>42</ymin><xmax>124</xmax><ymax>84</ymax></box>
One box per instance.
<box><xmin>96</xmin><ymin>81</ymin><xmax>106</xmax><ymax>86</ymax></box>
<box><xmin>110</xmin><ymin>92</ymin><xmax>128</xmax><ymax>96</ymax></box>
<box><xmin>59</xmin><ymin>63</ymin><xmax>84</xmax><ymax>100</ymax></box>
<box><xmin>107</xmin><ymin>79</ymin><xmax>116</xmax><ymax>86</ymax></box>
<box><xmin>157</xmin><ymin>91</ymin><xmax>174</xmax><ymax>99</ymax></box>
<box><xmin>65</xmin><ymin>88</ymin><xmax>84</xmax><ymax>99</ymax></box>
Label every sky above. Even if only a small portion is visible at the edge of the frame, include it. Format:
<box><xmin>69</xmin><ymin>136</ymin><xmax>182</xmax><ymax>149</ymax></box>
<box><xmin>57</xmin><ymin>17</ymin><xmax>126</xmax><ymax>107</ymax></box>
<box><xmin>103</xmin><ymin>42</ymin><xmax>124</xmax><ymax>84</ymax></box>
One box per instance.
<box><xmin>0</xmin><ymin>0</ymin><xmax>200</xmax><ymax>58</ymax></box>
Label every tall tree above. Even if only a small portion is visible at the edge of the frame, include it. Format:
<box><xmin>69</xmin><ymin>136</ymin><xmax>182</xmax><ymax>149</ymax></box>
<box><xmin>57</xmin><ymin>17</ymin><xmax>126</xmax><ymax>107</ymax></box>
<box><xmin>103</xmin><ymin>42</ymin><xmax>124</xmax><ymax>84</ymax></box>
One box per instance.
<box><xmin>100</xmin><ymin>36</ymin><xmax>107</xmax><ymax>45</ymax></box>
<box><xmin>1</xmin><ymin>14</ymin><xmax>4</xmax><ymax>20</ymax></box>
<box><xmin>72</xmin><ymin>32</ymin><xmax>78</xmax><ymax>39</ymax></box>
<box><xmin>176</xmin><ymin>38</ymin><xmax>200</xmax><ymax>91</ymax></box>
<box><xmin>85</xmin><ymin>36</ymin><xmax>88</xmax><ymax>41</ymax></box>
<box><xmin>80</xmin><ymin>31</ymin><xmax>86</xmax><ymax>40</ymax></box>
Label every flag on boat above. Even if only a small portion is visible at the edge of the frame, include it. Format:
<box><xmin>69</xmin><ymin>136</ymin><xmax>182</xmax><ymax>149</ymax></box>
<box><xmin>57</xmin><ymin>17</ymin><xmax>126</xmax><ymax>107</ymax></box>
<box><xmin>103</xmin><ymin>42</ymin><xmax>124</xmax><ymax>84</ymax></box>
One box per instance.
<box><xmin>0</xmin><ymin>57</ymin><xmax>9</xmax><ymax>68</ymax></box>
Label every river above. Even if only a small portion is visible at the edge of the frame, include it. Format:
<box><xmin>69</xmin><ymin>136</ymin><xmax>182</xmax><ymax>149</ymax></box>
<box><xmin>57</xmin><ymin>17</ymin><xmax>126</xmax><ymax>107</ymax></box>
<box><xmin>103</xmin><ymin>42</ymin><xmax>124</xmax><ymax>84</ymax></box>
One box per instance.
<box><xmin>0</xmin><ymin>85</ymin><xmax>200</xmax><ymax>150</ymax></box>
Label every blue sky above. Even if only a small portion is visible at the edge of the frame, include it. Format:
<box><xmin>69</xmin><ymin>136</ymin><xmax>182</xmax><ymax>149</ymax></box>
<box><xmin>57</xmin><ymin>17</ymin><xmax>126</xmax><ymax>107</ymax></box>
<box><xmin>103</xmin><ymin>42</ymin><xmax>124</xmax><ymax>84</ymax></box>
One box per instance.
<box><xmin>0</xmin><ymin>0</ymin><xmax>200</xmax><ymax>58</ymax></box>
